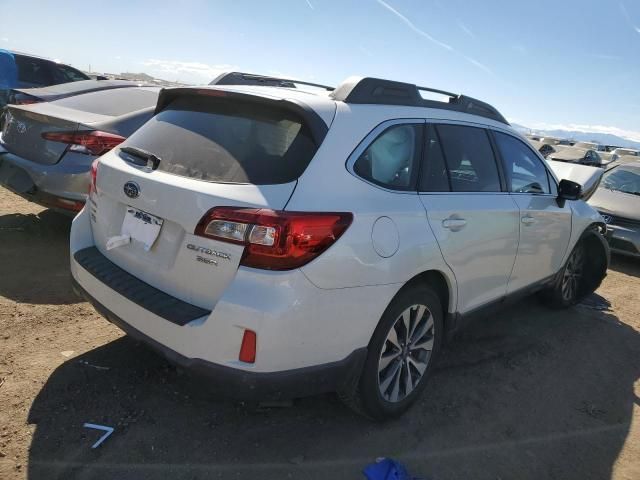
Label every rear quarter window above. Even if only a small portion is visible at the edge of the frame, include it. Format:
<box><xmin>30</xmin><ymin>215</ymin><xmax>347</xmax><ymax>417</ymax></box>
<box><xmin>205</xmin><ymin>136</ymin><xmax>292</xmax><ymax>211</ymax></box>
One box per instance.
<box><xmin>53</xmin><ymin>88</ymin><xmax>159</xmax><ymax>116</ymax></box>
<box><xmin>15</xmin><ymin>55</ymin><xmax>51</xmax><ymax>86</ymax></box>
<box><xmin>50</xmin><ymin>64</ymin><xmax>89</xmax><ymax>83</ymax></box>
<box><xmin>121</xmin><ymin>96</ymin><xmax>318</xmax><ymax>185</ymax></box>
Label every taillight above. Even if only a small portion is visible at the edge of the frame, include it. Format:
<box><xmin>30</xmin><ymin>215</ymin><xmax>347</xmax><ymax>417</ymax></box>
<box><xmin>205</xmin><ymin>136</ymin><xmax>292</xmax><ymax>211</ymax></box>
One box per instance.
<box><xmin>89</xmin><ymin>159</ymin><xmax>99</xmax><ymax>194</ymax></box>
<box><xmin>42</xmin><ymin>130</ymin><xmax>126</xmax><ymax>156</ymax></box>
<box><xmin>14</xmin><ymin>97</ymin><xmax>40</xmax><ymax>105</ymax></box>
<box><xmin>239</xmin><ymin>329</ymin><xmax>257</xmax><ymax>363</ymax></box>
<box><xmin>195</xmin><ymin>207</ymin><xmax>353</xmax><ymax>270</ymax></box>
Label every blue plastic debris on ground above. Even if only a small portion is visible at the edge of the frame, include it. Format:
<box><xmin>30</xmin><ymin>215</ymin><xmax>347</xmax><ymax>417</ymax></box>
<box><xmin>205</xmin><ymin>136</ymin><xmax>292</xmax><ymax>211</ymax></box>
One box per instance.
<box><xmin>363</xmin><ymin>458</ymin><xmax>423</xmax><ymax>480</ymax></box>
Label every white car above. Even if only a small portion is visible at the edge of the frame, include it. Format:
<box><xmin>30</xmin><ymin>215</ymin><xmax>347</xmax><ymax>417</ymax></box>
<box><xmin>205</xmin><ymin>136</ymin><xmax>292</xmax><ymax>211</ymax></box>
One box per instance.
<box><xmin>70</xmin><ymin>74</ymin><xmax>610</xmax><ymax>419</ymax></box>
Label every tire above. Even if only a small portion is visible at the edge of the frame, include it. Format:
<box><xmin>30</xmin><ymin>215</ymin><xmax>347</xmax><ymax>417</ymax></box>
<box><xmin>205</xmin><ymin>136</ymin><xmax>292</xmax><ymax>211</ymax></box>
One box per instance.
<box><xmin>342</xmin><ymin>284</ymin><xmax>444</xmax><ymax>420</ymax></box>
<box><xmin>539</xmin><ymin>240</ymin><xmax>586</xmax><ymax>308</ymax></box>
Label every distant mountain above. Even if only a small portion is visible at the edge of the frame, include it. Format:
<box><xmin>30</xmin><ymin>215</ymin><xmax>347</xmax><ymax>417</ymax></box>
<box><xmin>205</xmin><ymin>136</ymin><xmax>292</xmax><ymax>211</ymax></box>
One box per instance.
<box><xmin>511</xmin><ymin>123</ymin><xmax>640</xmax><ymax>150</ymax></box>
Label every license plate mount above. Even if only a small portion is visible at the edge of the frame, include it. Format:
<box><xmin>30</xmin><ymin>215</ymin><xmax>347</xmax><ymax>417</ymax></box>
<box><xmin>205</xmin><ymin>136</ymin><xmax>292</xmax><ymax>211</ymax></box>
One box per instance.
<box><xmin>122</xmin><ymin>206</ymin><xmax>164</xmax><ymax>251</ymax></box>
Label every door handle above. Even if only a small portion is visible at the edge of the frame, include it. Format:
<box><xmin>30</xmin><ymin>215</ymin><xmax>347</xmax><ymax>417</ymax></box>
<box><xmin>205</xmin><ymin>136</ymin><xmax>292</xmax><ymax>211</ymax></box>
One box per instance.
<box><xmin>521</xmin><ymin>215</ymin><xmax>536</xmax><ymax>225</ymax></box>
<box><xmin>442</xmin><ymin>217</ymin><xmax>467</xmax><ymax>231</ymax></box>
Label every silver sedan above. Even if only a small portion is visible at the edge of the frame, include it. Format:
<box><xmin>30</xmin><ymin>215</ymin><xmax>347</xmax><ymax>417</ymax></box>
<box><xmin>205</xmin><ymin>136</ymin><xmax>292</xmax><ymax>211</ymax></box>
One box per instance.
<box><xmin>589</xmin><ymin>162</ymin><xmax>640</xmax><ymax>258</ymax></box>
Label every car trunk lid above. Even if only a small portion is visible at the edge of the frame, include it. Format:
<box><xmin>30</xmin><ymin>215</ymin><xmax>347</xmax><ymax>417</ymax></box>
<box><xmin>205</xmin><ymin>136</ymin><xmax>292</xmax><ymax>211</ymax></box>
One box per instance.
<box><xmin>1</xmin><ymin>102</ymin><xmax>111</xmax><ymax>165</ymax></box>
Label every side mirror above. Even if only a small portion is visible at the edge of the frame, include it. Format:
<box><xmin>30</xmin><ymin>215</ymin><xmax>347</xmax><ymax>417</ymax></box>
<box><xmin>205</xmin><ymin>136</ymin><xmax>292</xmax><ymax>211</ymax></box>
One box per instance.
<box><xmin>557</xmin><ymin>179</ymin><xmax>581</xmax><ymax>207</ymax></box>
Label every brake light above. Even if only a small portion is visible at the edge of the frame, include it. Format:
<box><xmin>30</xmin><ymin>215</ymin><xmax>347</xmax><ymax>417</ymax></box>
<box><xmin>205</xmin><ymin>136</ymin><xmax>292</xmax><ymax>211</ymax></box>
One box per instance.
<box><xmin>195</xmin><ymin>207</ymin><xmax>353</xmax><ymax>270</ymax></box>
<box><xmin>13</xmin><ymin>97</ymin><xmax>40</xmax><ymax>105</ymax></box>
<box><xmin>89</xmin><ymin>159</ymin><xmax>99</xmax><ymax>194</ymax></box>
<box><xmin>239</xmin><ymin>329</ymin><xmax>257</xmax><ymax>363</ymax></box>
<box><xmin>42</xmin><ymin>130</ymin><xmax>126</xmax><ymax>156</ymax></box>
<box><xmin>195</xmin><ymin>89</ymin><xmax>227</xmax><ymax>97</ymax></box>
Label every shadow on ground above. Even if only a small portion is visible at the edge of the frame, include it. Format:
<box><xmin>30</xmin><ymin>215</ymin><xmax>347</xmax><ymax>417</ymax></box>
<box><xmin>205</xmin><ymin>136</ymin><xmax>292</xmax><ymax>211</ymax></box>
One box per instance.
<box><xmin>0</xmin><ymin>210</ymin><xmax>80</xmax><ymax>305</ymax></box>
<box><xmin>26</xmin><ymin>297</ymin><xmax>640</xmax><ymax>479</ymax></box>
<box><xmin>609</xmin><ymin>254</ymin><xmax>640</xmax><ymax>277</ymax></box>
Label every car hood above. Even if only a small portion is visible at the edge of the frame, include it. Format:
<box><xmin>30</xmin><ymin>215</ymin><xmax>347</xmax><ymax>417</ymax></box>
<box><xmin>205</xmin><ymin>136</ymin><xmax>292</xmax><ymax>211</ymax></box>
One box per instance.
<box><xmin>546</xmin><ymin>160</ymin><xmax>603</xmax><ymax>200</ymax></box>
<box><xmin>588</xmin><ymin>187</ymin><xmax>640</xmax><ymax>221</ymax></box>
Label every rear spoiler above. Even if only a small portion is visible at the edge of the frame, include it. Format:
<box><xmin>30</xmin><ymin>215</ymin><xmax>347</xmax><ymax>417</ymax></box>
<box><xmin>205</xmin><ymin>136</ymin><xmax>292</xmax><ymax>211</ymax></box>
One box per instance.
<box><xmin>153</xmin><ymin>87</ymin><xmax>329</xmax><ymax>146</ymax></box>
<box><xmin>546</xmin><ymin>160</ymin><xmax>604</xmax><ymax>201</ymax></box>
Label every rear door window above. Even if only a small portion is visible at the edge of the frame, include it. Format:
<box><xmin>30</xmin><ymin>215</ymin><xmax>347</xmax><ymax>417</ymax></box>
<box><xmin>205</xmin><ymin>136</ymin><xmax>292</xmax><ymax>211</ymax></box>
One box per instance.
<box><xmin>436</xmin><ymin>124</ymin><xmax>502</xmax><ymax>192</ymax></box>
<box><xmin>15</xmin><ymin>56</ymin><xmax>52</xmax><ymax>87</ymax></box>
<box><xmin>121</xmin><ymin>96</ymin><xmax>318</xmax><ymax>184</ymax></box>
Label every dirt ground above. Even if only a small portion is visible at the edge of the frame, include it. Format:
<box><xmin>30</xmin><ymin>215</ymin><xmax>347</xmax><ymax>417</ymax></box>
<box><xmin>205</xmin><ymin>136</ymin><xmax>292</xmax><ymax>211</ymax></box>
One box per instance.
<box><xmin>0</xmin><ymin>187</ymin><xmax>638</xmax><ymax>480</ymax></box>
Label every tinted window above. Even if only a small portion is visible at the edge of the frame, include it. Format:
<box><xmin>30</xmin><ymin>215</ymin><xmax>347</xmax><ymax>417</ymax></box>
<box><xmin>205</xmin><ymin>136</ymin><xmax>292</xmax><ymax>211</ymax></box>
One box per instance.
<box><xmin>601</xmin><ymin>165</ymin><xmax>640</xmax><ymax>195</ymax></box>
<box><xmin>15</xmin><ymin>56</ymin><xmax>51</xmax><ymax>86</ymax></box>
<box><xmin>54</xmin><ymin>88</ymin><xmax>159</xmax><ymax>116</ymax></box>
<box><xmin>419</xmin><ymin>124</ymin><xmax>449</xmax><ymax>191</ymax></box>
<box><xmin>586</xmin><ymin>150</ymin><xmax>601</xmax><ymax>164</ymax></box>
<box><xmin>494</xmin><ymin>132</ymin><xmax>550</xmax><ymax>194</ymax></box>
<box><xmin>353</xmin><ymin>123</ymin><xmax>422</xmax><ymax>191</ymax></box>
<box><xmin>50</xmin><ymin>64</ymin><xmax>89</xmax><ymax>83</ymax></box>
<box><xmin>122</xmin><ymin>96</ymin><xmax>317</xmax><ymax>184</ymax></box>
<box><xmin>436</xmin><ymin>124</ymin><xmax>501</xmax><ymax>192</ymax></box>
<box><xmin>539</xmin><ymin>144</ymin><xmax>555</xmax><ymax>158</ymax></box>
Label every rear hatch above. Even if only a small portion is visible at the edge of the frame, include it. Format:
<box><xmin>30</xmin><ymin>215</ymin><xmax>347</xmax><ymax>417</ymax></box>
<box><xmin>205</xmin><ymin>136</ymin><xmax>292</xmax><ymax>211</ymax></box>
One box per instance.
<box><xmin>90</xmin><ymin>88</ymin><xmax>332</xmax><ymax>309</ymax></box>
<box><xmin>1</xmin><ymin>102</ymin><xmax>110</xmax><ymax>165</ymax></box>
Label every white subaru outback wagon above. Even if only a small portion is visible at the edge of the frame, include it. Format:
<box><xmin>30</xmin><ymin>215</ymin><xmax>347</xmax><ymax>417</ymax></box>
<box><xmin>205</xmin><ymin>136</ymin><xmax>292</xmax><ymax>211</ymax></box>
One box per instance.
<box><xmin>70</xmin><ymin>73</ymin><xmax>609</xmax><ymax>419</ymax></box>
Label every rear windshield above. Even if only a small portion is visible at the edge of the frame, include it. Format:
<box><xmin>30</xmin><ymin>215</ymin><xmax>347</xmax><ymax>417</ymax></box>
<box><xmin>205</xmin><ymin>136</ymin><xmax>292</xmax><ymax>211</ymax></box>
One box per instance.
<box><xmin>53</xmin><ymin>88</ymin><xmax>159</xmax><ymax>116</ymax></box>
<box><xmin>120</xmin><ymin>96</ymin><xmax>318</xmax><ymax>184</ymax></box>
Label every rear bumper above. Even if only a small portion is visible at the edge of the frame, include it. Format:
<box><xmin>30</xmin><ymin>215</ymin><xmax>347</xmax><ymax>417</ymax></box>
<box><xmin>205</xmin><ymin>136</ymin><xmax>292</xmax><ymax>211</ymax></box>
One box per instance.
<box><xmin>0</xmin><ymin>148</ymin><xmax>93</xmax><ymax>212</ymax></box>
<box><xmin>69</xmin><ymin>206</ymin><xmax>398</xmax><ymax>398</ymax></box>
<box><xmin>71</xmin><ymin>276</ymin><xmax>367</xmax><ymax>400</ymax></box>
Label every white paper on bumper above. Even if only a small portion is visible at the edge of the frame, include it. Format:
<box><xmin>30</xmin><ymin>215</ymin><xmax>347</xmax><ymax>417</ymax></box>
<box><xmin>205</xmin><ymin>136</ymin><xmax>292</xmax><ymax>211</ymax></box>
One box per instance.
<box><xmin>105</xmin><ymin>234</ymin><xmax>131</xmax><ymax>250</ymax></box>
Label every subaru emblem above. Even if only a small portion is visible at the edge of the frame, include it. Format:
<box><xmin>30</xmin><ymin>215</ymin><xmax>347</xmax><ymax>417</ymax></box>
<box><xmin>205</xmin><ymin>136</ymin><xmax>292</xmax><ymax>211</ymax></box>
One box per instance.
<box><xmin>601</xmin><ymin>215</ymin><xmax>612</xmax><ymax>224</ymax></box>
<box><xmin>123</xmin><ymin>181</ymin><xmax>140</xmax><ymax>199</ymax></box>
<box><xmin>16</xmin><ymin>121</ymin><xmax>27</xmax><ymax>134</ymax></box>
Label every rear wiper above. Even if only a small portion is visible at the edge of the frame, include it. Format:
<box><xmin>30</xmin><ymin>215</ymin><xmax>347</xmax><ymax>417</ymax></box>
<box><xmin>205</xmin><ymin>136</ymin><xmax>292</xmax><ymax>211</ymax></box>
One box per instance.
<box><xmin>119</xmin><ymin>146</ymin><xmax>161</xmax><ymax>170</ymax></box>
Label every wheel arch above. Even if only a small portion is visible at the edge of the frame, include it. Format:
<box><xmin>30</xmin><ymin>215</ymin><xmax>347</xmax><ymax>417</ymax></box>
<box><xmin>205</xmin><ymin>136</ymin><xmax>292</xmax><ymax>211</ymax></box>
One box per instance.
<box><xmin>577</xmin><ymin>222</ymin><xmax>610</xmax><ymax>296</ymax></box>
<box><xmin>403</xmin><ymin>269</ymin><xmax>455</xmax><ymax>317</ymax></box>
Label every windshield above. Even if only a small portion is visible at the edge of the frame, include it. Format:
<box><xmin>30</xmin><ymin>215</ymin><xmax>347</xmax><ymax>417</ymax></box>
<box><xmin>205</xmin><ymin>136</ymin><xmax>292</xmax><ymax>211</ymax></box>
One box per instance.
<box><xmin>601</xmin><ymin>165</ymin><xmax>640</xmax><ymax>195</ymax></box>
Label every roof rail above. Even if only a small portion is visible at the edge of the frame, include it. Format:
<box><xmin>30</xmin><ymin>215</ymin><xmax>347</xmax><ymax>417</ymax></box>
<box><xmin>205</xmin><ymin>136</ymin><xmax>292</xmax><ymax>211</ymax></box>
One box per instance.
<box><xmin>330</xmin><ymin>76</ymin><xmax>508</xmax><ymax>125</ymax></box>
<box><xmin>209</xmin><ymin>72</ymin><xmax>334</xmax><ymax>91</ymax></box>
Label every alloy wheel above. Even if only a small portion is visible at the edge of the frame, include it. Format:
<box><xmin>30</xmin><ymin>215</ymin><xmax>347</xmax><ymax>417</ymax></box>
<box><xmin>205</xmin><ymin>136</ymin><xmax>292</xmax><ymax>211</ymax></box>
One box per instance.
<box><xmin>562</xmin><ymin>246</ymin><xmax>584</xmax><ymax>301</ymax></box>
<box><xmin>377</xmin><ymin>304</ymin><xmax>435</xmax><ymax>403</ymax></box>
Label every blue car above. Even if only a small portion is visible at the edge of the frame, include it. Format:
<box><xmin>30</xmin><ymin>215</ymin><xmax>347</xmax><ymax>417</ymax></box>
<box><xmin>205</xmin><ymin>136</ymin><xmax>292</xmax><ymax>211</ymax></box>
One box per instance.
<box><xmin>0</xmin><ymin>50</ymin><xmax>90</xmax><ymax>108</ymax></box>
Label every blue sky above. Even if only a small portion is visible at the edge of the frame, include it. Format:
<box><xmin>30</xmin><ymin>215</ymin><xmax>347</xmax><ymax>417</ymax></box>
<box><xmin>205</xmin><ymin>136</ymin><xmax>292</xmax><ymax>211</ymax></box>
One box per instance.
<box><xmin>1</xmin><ymin>0</ymin><xmax>639</xmax><ymax>140</ymax></box>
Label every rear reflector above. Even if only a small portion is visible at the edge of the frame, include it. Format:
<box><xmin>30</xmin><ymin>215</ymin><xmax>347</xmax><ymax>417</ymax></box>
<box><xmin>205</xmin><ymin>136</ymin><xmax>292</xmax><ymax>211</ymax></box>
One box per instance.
<box><xmin>53</xmin><ymin>197</ymin><xmax>85</xmax><ymax>212</ymax></box>
<box><xmin>40</xmin><ymin>195</ymin><xmax>85</xmax><ymax>213</ymax></box>
<box><xmin>42</xmin><ymin>130</ymin><xmax>126</xmax><ymax>156</ymax></box>
<box><xmin>195</xmin><ymin>207</ymin><xmax>353</xmax><ymax>270</ymax></box>
<box><xmin>239</xmin><ymin>329</ymin><xmax>257</xmax><ymax>363</ymax></box>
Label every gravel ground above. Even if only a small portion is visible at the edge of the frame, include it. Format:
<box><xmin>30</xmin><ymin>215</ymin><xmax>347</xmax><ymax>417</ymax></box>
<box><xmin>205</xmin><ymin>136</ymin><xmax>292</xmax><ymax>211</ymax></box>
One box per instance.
<box><xmin>0</xmin><ymin>187</ymin><xmax>639</xmax><ymax>480</ymax></box>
